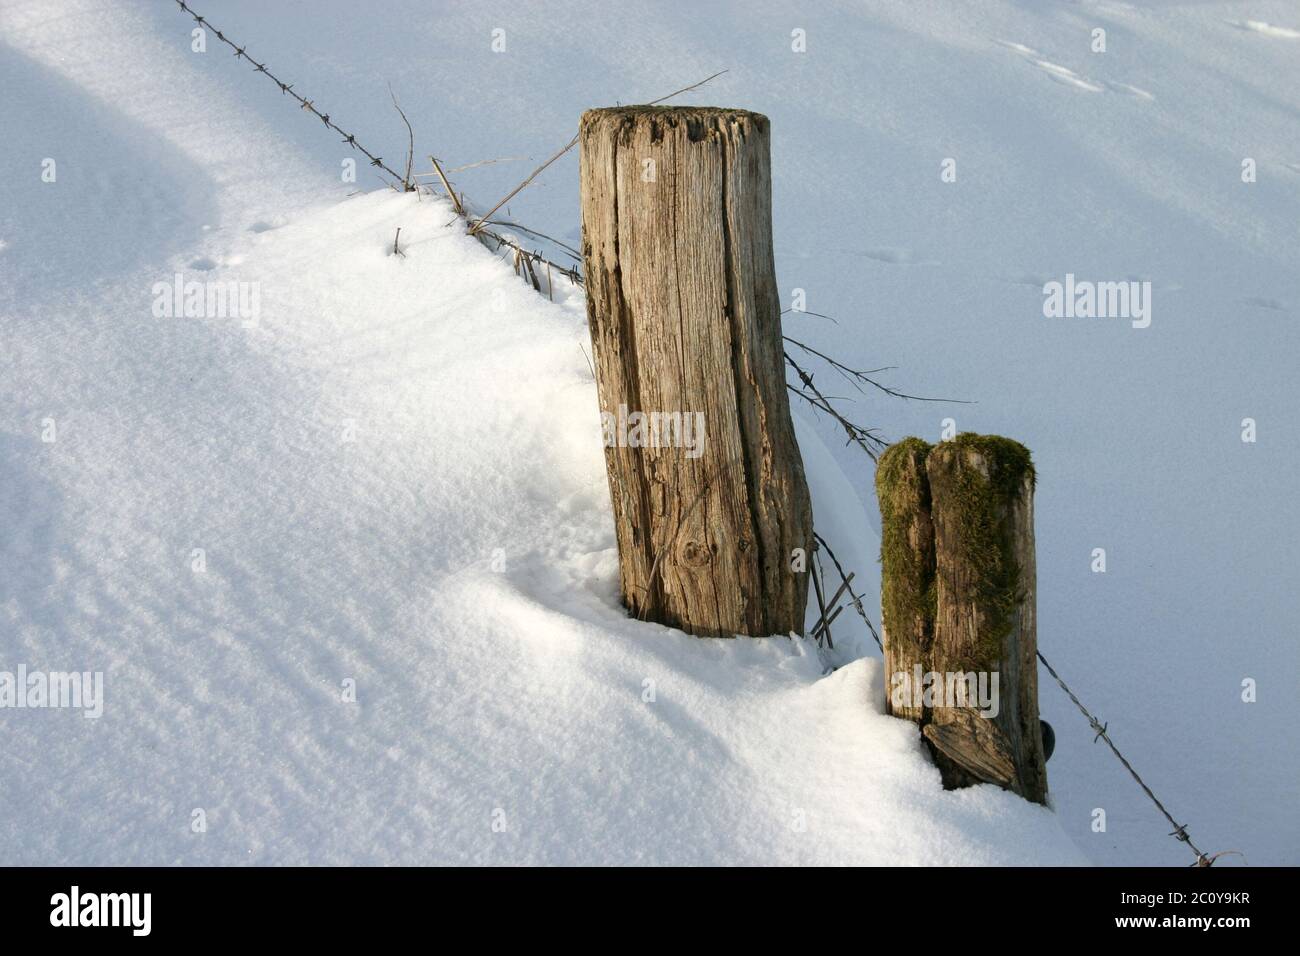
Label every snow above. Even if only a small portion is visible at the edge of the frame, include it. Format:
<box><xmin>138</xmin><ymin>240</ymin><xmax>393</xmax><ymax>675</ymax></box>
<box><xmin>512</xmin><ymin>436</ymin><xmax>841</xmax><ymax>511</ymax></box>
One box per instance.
<box><xmin>1239</xmin><ymin>20</ymin><xmax>1300</xmax><ymax>40</ymax></box>
<box><xmin>2</xmin><ymin>0</ymin><xmax>1295</xmax><ymax>865</ymax></box>
<box><xmin>0</xmin><ymin>179</ymin><xmax>1082</xmax><ymax>865</ymax></box>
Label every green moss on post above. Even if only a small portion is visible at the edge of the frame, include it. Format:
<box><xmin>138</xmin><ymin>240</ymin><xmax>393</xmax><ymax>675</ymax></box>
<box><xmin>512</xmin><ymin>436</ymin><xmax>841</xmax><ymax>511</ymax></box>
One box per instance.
<box><xmin>926</xmin><ymin>434</ymin><xmax>1047</xmax><ymax>804</ymax></box>
<box><xmin>926</xmin><ymin>435</ymin><xmax>1034</xmax><ymax>669</ymax></box>
<box><xmin>875</xmin><ymin>433</ymin><xmax>1047</xmax><ymax>804</ymax></box>
<box><xmin>876</xmin><ymin>438</ymin><xmax>935</xmax><ymax>723</ymax></box>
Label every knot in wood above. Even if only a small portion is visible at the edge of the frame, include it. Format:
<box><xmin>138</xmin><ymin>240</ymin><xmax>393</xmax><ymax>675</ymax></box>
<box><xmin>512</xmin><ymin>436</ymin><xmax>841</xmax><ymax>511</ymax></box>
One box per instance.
<box><xmin>679</xmin><ymin>539</ymin><xmax>713</xmax><ymax>568</ymax></box>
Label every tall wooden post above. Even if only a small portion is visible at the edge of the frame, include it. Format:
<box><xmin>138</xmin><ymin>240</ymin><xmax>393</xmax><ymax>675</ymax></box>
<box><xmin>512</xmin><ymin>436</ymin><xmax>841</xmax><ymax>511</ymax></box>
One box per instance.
<box><xmin>877</xmin><ymin>434</ymin><xmax>1048</xmax><ymax>805</ymax></box>
<box><xmin>579</xmin><ymin>107</ymin><xmax>812</xmax><ymax>638</ymax></box>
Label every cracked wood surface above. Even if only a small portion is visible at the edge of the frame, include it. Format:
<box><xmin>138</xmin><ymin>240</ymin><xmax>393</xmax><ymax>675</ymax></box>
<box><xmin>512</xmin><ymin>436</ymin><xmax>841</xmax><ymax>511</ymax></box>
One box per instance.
<box><xmin>927</xmin><ymin>442</ymin><xmax>1048</xmax><ymax>804</ymax></box>
<box><xmin>579</xmin><ymin>107</ymin><xmax>812</xmax><ymax>637</ymax></box>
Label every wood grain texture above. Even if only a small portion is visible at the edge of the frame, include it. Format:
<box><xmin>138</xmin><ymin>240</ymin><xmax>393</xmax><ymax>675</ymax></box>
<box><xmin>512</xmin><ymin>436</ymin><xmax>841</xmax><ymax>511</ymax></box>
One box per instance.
<box><xmin>876</xmin><ymin>438</ymin><xmax>935</xmax><ymax>723</ymax></box>
<box><xmin>579</xmin><ymin>107</ymin><xmax>812</xmax><ymax>637</ymax></box>
<box><xmin>923</xmin><ymin>711</ymin><xmax>1018</xmax><ymax>791</ymax></box>
<box><xmin>927</xmin><ymin>439</ymin><xmax>1048</xmax><ymax>804</ymax></box>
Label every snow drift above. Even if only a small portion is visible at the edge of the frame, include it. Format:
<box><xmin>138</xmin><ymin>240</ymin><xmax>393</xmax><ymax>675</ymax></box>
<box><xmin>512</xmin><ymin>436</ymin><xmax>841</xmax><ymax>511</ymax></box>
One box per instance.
<box><xmin>4</xmin><ymin>0</ymin><xmax>1296</xmax><ymax>865</ymax></box>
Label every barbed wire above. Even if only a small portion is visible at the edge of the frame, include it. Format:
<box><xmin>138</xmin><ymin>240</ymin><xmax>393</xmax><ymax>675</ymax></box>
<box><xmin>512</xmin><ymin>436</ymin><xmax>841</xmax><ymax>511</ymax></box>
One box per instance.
<box><xmin>1034</xmin><ymin>650</ymin><xmax>1227</xmax><ymax>866</ymax></box>
<box><xmin>813</xmin><ymin>524</ymin><xmax>1223</xmax><ymax>864</ymax></box>
<box><xmin>172</xmin><ymin>0</ymin><xmax>585</xmax><ymax>285</ymax></box>
<box><xmin>172</xmin><ymin>0</ymin><xmax>898</xmax><ymax>433</ymax></box>
<box><xmin>175</xmin><ymin>1</ymin><xmax>407</xmax><ymax>187</ymax></box>
<box><xmin>173</xmin><ymin>0</ymin><xmax>1227</xmax><ymax>868</ymax></box>
<box><xmin>812</xmin><ymin>531</ymin><xmax>883</xmax><ymax>651</ymax></box>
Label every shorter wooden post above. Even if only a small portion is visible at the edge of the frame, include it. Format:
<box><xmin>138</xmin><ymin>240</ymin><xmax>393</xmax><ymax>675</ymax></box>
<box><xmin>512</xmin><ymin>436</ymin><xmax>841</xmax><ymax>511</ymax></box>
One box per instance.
<box><xmin>876</xmin><ymin>434</ymin><xmax>1048</xmax><ymax>805</ymax></box>
<box><xmin>876</xmin><ymin>438</ymin><xmax>935</xmax><ymax>724</ymax></box>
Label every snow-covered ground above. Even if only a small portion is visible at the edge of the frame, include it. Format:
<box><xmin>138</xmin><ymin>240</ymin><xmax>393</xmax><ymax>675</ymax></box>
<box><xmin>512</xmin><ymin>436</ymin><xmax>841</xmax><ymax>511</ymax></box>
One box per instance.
<box><xmin>1</xmin><ymin>0</ymin><xmax>1295</xmax><ymax>865</ymax></box>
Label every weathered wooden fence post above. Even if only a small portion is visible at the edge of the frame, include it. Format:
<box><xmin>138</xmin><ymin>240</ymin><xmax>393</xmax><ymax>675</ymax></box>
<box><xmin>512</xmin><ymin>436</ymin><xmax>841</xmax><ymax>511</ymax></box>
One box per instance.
<box><xmin>579</xmin><ymin>107</ymin><xmax>813</xmax><ymax>638</ymax></box>
<box><xmin>877</xmin><ymin>438</ymin><xmax>935</xmax><ymax>724</ymax></box>
<box><xmin>877</xmin><ymin>434</ymin><xmax>1048</xmax><ymax>804</ymax></box>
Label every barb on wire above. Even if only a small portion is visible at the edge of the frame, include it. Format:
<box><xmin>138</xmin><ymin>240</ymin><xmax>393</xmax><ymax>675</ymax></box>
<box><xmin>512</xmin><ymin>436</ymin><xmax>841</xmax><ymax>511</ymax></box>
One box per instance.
<box><xmin>1035</xmin><ymin>650</ymin><xmax>1221</xmax><ymax>867</ymax></box>
<box><xmin>785</xmin><ymin>351</ymin><xmax>888</xmax><ymax>460</ymax></box>
<box><xmin>174</xmin><ymin>1</ymin><xmax>411</xmax><ymax>190</ymax></box>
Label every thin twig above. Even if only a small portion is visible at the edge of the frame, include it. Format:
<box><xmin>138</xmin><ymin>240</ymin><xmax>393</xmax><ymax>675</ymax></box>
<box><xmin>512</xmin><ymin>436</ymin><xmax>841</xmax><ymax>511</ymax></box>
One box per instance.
<box><xmin>646</xmin><ymin>69</ymin><xmax>730</xmax><ymax>106</ymax></box>
<box><xmin>810</xmin><ymin>546</ymin><xmax>832</xmax><ymax>649</ymax></box>
<box><xmin>444</xmin><ymin>156</ymin><xmax>528</xmax><ymax>173</ymax></box>
<box><xmin>427</xmin><ymin>155</ymin><xmax>464</xmax><ymax>215</ymax></box>
<box><xmin>577</xmin><ymin>341</ymin><xmax>596</xmax><ymax>380</ymax></box>
<box><xmin>812</xmin><ymin>531</ymin><xmax>883</xmax><ymax>651</ymax></box>
<box><xmin>780</xmin><ymin>308</ymin><xmax>840</xmax><ymax>325</ymax></box>
<box><xmin>809</xmin><ymin>571</ymin><xmax>854</xmax><ymax>645</ymax></box>
<box><xmin>810</xmin><ymin>605</ymin><xmax>844</xmax><ymax>644</ymax></box>
<box><xmin>468</xmin><ymin>69</ymin><xmax>729</xmax><ymax>237</ymax></box>
<box><xmin>468</xmin><ymin>134</ymin><xmax>580</xmax><ymax>236</ymax></box>
<box><xmin>785</xmin><ymin>335</ymin><xmax>971</xmax><ymax>404</ymax></box>
<box><xmin>388</xmin><ymin>84</ymin><xmax>415</xmax><ymax>190</ymax></box>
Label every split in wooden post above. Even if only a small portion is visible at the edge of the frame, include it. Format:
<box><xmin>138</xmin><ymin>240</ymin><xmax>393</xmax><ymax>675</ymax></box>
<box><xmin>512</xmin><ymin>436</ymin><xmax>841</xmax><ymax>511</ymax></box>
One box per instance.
<box><xmin>579</xmin><ymin>106</ymin><xmax>813</xmax><ymax>638</ymax></box>
<box><xmin>877</xmin><ymin>434</ymin><xmax>1048</xmax><ymax>804</ymax></box>
<box><xmin>876</xmin><ymin>438</ymin><xmax>935</xmax><ymax>724</ymax></box>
